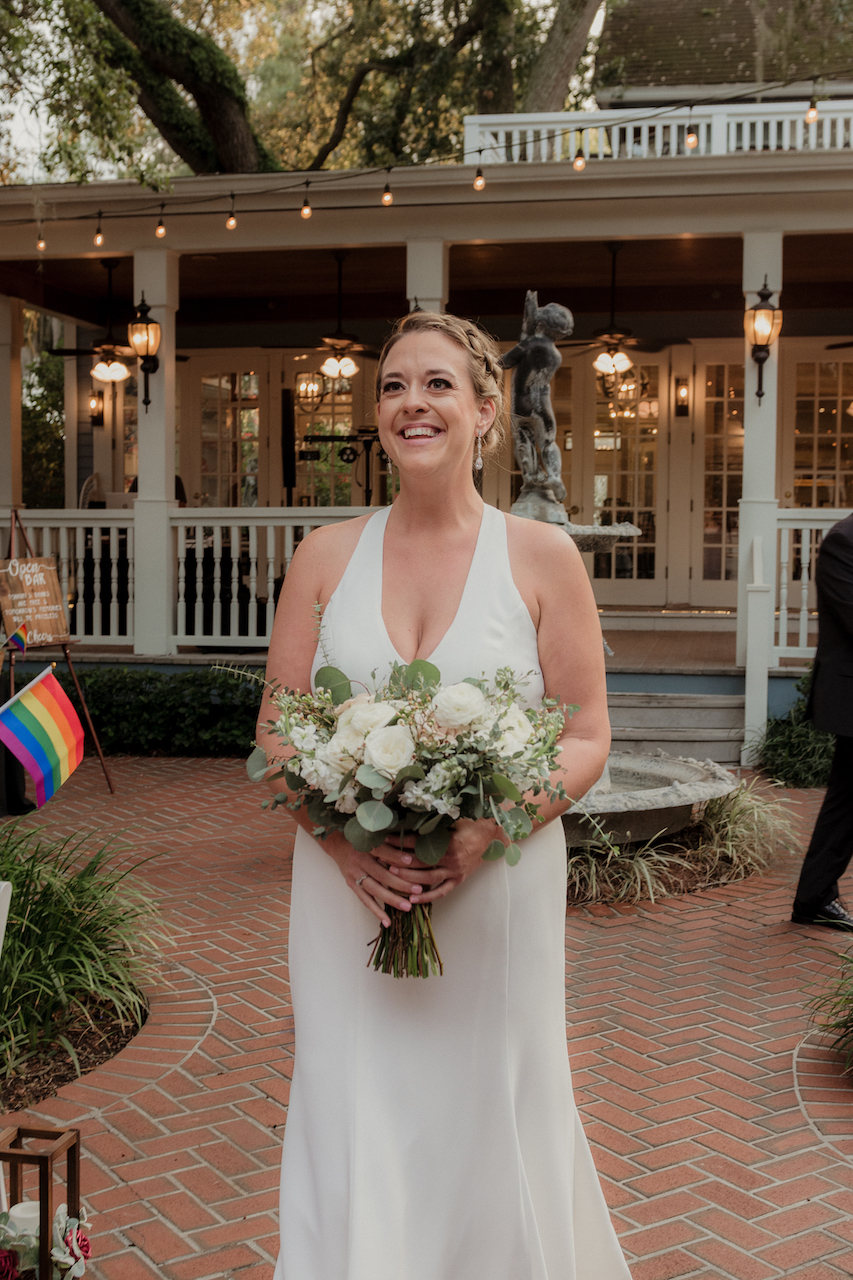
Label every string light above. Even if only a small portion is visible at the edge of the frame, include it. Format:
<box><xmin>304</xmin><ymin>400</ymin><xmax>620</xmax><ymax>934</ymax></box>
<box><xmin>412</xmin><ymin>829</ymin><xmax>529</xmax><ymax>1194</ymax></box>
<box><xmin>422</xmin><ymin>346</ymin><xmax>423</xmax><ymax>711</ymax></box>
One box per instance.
<box><xmin>473</xmin><ymin>166</ymin><xmax>485</xmax><ymax>191</ymax></box>
<box><xmin>381</xmin><ymin>174</ymin><xmax>393</xmax><ymax>206</ymax></box>
<box><xmin>806</xmin><ymin>97</ymin><xmax>819</xmax><ymax>123</ymax></box>
<box><xmin>301</xmin><ymin>181</ymin><xmax>312</xmax><ymax>219</ymax></box>
<box><xmin>573</xmin><ymin>136</ymin><xmax>586</xmax><ymax>171</ymax></box>
<box><xmin>226</xmin><ymin>193</ymin><xmax>237</xmax><ymax>230</ymax></box>
<box><xmin>94</xmin><ymin>211</ymin><xmax>104</xmax><ymax>246</ymax></box>
<box><xmin>685</xmin><ymin>122</ymin><xmax>699</xmax><ymax>150</ymax></box>
<box><xmin>36</xmin><ymin>232</ymin><xmax>45</xmax><ymax>252</ymax></box>
<box><xmin>155</xmin><ymin>203</ymin><xmax>166</xmax><ymax>238</ymax></box>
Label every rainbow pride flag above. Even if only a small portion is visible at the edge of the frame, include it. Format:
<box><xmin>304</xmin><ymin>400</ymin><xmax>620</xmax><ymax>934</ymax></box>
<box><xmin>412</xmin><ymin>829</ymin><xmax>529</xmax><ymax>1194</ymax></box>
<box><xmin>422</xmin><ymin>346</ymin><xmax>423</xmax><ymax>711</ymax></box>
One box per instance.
<box><xmin>5</xmin><ymin>622</ymin><xmax>27</xmax><ymax>653</ymax></box>
<box><xmin>0</xmin><ymin>667</ymin><xmax>84</xmax><ymax>807</ymax></box>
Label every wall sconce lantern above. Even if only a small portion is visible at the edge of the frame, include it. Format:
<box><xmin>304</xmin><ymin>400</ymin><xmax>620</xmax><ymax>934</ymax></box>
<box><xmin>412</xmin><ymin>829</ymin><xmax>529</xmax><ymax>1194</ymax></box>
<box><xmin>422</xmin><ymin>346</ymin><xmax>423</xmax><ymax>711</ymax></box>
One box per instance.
<box><xmin>744</xmin><ymin>275</ymin><xmax>782</xmax><ymax>404</ymax></box>
<box><xmin>88</xmin><ymin>388</ymin><xmax>104</xmax><ymax>426</ymax></box>
<box><xmin>128</xmin><ymin>293</ymin><xmax>162</xmax><ymax>412</ymax></box>
<box><xmin>674</xmin><ymin>377</ymin><xmax>690</xmax><ymax>417</ymax></box>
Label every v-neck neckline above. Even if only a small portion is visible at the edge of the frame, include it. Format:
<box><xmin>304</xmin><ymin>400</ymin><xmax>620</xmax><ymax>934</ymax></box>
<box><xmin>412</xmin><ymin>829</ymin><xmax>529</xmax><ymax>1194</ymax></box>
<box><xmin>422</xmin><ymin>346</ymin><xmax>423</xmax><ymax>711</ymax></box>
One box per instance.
<box><xmin>379</xmin><ymin>503</ymin><xmax>487</xmax><ymax>667</ymax></box>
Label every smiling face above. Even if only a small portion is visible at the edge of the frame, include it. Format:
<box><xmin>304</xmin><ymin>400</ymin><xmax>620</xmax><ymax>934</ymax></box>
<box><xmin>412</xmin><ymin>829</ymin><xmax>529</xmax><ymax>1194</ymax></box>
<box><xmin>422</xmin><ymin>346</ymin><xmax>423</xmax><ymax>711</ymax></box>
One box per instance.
<box><xmin>376</xmin><ymin>330</ymin><xmax>496</xmax><ymax>481</ymax></box>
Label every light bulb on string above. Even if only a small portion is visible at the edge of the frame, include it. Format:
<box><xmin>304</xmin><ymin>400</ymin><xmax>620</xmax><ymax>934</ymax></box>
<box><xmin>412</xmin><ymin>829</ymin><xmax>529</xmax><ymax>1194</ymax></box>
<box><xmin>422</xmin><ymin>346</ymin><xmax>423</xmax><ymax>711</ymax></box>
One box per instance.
<box><xmin>806</xmin><ymin>97</ymin><xmax>819</xmax><ymax>123</ymax></box>
<box><xmin>94</xmin><ymin>211</ymin><xmax>104</xmax><ymax>247</ymax></box>
<box><xmin>382</xmin><ymin>182</ymin><xmax>393</xmax><ymax>206</ymax></box>
<box><xmin>301</xmin><ymin>182</ymin><xmax>312</xmax><ymax>219</ymax></box>
<box><xmin>226</xmin><ymin>193</ymin><xmax>237</xmax><ymax>230</ymax></box>
<box><xmin>155</xmin><ymin>203</ymin><xmax>166</xmax><ymax>238</ymax></box>
<box><xmin>573</xmin><ymin>136</ymin><xmax>586</xmax><ymax>171</ymax></box>
<box><xmin>36</xmin><ymin>233</ymin><xmax>45</xmax><ymax>252</ymax></box>
<box><xmin>685</xmin><ymin>123</ymin><xmax>699</xmax><ymax>150</ymax></box>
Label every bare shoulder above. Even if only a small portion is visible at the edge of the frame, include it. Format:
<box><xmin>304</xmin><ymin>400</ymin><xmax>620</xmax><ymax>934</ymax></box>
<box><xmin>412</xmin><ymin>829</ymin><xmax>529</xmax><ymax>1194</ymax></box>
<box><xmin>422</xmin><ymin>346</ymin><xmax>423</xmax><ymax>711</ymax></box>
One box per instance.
<box><xmin>503</xmin><ymin>511</ymin><xmax>584</xmax><ymax>581</ymax></box>
<box><xmin>292</xmin><ymin>512</ymin><xmax>372</xmax><ymax>603</ymax></box>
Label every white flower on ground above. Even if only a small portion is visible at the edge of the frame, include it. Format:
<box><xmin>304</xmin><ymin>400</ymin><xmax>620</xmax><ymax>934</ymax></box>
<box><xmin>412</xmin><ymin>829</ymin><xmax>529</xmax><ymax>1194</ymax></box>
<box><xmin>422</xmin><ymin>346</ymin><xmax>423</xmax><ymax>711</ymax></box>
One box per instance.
<box><xmin>363</xmin><ymin>724</ymin><xmax>416</xmax><ymax>778</ymax></box>
<box><xmin>431</xmin><ymin>682</ymin><xmax>488</xmax><ymax>730</ymax></box>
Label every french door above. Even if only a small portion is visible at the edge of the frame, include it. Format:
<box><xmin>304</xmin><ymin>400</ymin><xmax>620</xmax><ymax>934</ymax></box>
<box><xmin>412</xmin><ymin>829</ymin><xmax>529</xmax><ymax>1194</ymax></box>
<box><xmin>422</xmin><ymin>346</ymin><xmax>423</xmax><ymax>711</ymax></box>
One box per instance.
<box><xmin>180</xmin><ymin>353</ymin><xmax>271</xmax><ymax>508</ymax></box>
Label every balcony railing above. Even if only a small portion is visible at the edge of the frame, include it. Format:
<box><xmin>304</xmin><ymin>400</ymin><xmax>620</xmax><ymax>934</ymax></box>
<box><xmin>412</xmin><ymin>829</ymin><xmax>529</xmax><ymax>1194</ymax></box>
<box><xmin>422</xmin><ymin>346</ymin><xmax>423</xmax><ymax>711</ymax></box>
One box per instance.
<box><xmin>464</xmin><ymin>100</ymin><xmax>853</xmax><ymax>166</ymax></box>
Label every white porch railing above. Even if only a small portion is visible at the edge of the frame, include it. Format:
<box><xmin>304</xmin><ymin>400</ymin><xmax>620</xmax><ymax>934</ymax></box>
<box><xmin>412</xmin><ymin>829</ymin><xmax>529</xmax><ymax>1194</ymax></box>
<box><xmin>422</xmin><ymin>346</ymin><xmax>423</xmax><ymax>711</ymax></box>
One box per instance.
<box><xmin>464</xmin><ymin>100</ymin><xmax>853</xmax><ymax>165</ymax></box>
<box><xmin>170</xmin><ymin>507</ymin><xmax>372</xmax><ymax>648</ymax></box>
<box><xmin>0</xmin><ymin>507</ymin><xmax>372</xmax><ymax>649</ymax></box>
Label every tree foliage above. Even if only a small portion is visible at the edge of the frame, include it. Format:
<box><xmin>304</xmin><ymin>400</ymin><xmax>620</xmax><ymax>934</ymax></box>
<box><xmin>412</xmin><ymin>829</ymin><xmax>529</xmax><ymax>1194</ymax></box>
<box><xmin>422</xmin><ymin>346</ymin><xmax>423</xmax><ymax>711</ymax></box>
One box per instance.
<box><xmin>22</xmin><ymin>341</ymin><xmax>65</xmax><ymax>509</ymax></box>
<box><xmin>0</xmin><ymin>0</ymin><xmax>602</xmax><ymax>180</ymax></box>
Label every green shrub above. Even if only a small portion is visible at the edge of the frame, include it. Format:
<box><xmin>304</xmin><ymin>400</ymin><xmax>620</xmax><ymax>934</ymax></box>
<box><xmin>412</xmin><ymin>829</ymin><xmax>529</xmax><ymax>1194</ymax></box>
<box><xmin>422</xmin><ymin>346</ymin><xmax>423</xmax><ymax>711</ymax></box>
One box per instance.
<box><xmin>0</xmin><ymin>823</ymin><xmax>166</xmax><ymax>1079</ymax></box>
<box><xmin>44</xmin><ymin>665</ymin><xmax>262</xmax><ymax>756</ymax></box>
<box><xmin>566</xmin><ymin>780</ymin><xmax>793</xmax><ymax>905</ymax></box>
<box><xmin>809</xmin><ymin>946</ymin><xmax>853</xmax><ymax>1070</ymax></box>
<box><xmin>757</xmin><ymin>667</ymin><xmax>835</xmax><ymax>789</ymax></box>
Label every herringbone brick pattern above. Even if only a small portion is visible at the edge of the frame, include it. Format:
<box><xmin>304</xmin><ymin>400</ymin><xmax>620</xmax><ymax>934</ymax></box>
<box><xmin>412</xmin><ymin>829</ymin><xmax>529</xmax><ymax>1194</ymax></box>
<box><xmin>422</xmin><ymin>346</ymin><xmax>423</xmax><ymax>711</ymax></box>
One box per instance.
<box><xmin>2</xmin><ymin>758</ymin><xmax>852</xmax><ymax>1279</ymax></box>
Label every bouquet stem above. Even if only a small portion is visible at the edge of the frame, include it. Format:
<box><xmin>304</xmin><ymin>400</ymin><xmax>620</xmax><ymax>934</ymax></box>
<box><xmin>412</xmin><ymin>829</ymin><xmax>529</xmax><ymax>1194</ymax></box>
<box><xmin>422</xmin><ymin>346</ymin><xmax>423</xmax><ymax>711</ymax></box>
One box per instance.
<box><xmin>368</xmin><ymin>904</ymin><xmax>444</xmax><ymax>978</ymax></box>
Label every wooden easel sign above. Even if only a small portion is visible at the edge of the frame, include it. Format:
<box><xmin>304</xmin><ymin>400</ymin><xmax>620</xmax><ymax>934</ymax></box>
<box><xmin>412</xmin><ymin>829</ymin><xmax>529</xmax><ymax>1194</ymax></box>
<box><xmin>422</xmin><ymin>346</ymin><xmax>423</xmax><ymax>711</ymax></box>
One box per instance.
<box><xmin>0</xmin><ymin>556</ymin><xmax>69</xmax><ymax>647</ymax></box>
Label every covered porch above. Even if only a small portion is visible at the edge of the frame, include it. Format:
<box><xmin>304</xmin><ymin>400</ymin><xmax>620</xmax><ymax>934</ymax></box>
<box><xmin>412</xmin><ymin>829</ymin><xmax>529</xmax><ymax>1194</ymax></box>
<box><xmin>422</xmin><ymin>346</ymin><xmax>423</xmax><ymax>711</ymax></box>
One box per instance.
<box><xmin>1</xmin><ymin>104</ymin><xmax>852</xmax><ymax>755</ymax></box>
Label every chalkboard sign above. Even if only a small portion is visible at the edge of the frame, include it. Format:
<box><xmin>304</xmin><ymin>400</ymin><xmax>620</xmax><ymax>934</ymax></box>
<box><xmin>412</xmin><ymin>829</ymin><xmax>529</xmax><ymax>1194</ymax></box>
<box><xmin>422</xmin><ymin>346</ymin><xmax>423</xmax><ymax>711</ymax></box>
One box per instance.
<box><xmin>0</xmin><ymin>557</ymin><xmax>70</xmax><ymax>647</ymax></box>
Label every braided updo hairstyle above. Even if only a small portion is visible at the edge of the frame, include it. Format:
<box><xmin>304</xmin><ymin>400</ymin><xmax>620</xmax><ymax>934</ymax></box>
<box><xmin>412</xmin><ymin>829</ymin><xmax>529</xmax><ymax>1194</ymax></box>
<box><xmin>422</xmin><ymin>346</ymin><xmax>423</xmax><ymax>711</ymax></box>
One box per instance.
<box><xmin>375</xmin><ymin>311</ymin><xmax>508</xmax><ymax>462</ymax></box>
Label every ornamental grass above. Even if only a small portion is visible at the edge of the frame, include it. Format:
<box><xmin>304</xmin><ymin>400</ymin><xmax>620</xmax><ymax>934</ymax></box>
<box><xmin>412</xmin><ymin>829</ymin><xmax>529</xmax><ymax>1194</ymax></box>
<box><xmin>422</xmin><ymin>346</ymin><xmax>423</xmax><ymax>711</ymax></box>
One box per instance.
<box><xmin>566</xmin><ymin>780</ymin><xmax>793</xmax><ymax>905</ymax></box>
<box><xmin>808</xmin><ymin>948</ymin><xmax>853</xmax><ymax>1071</ymax></box>
<box><xmin>0</xmin><ymin>823</ymin><xmax>167</xmax><ymax>1082</ymax></box>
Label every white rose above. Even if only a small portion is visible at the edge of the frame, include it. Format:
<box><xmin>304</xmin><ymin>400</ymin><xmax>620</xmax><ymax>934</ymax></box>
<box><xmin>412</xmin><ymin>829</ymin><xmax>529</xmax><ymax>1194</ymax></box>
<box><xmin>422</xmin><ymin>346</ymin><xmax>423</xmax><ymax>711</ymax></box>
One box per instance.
<box><xmin>324</xmin><ymin>727</ymin><xmax>364</xmax><ymax>770</ymax></box>
<box><xmin>498</xmin><ymin>704</ymin><xmax>533</xmax><ymax>744</ymax></box>
<box><xmin>363</xmin><ymin>724</ymin><xmax>416</xmax><ymax>778</ymax></box>
<box><xmin>347</xmin><ymin>701</ymin><xmax>398</xmax><ymax>736</ymax></box>
<box><xmin>431</xmin><ymin>682</ymin><xmax>487</xmax><ymax>730</ymax></box>
<box><xmin>335</xmin><ymin>693</ymin><xmax>372</xmax><ymax>720</ymax></box>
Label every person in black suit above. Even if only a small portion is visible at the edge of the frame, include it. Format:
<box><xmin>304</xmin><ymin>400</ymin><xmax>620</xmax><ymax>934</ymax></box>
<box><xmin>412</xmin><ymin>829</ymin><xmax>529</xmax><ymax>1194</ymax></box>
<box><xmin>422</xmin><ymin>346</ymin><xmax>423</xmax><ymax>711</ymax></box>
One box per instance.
<box><xmin>792</xmin><ymin>512</ymin><xmax>853</xmax><ymax>931</ymax></box>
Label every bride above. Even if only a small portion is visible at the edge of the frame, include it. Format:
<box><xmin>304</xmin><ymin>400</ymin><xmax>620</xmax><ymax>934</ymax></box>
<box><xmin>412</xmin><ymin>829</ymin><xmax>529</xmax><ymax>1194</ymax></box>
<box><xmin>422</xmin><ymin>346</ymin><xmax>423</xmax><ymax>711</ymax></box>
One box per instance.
<box><xmin>259</xmin><ymin>310</ymin><xmax>632</xmax><ymax>1280</ymax></box>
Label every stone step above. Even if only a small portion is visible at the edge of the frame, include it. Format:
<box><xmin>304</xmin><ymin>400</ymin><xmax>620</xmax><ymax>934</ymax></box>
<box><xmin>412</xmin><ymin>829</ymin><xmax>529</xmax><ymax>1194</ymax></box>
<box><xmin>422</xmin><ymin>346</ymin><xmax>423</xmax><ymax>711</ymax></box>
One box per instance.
<box><xmin>606</xmin><ymin>693</ymin><xmax>745</xmax><ymax>764</ymax></box>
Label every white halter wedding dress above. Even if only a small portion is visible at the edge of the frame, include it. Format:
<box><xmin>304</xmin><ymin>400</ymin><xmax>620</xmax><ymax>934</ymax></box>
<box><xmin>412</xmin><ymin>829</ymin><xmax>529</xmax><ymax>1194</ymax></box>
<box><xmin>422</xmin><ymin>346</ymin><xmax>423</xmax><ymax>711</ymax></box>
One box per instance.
<box><xmin>272</xmin><ymin>502</ymin><xmax>632</xmax><ymax>1280</ymax></box>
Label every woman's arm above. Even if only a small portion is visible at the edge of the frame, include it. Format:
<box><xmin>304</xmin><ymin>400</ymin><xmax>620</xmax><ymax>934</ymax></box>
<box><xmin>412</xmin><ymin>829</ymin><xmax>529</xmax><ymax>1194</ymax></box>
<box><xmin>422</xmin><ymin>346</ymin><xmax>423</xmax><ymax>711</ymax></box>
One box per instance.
<box><xmin>256</xmin><ymin>522</ymin><xmax>435</xmax><ymax>926</ymax></box>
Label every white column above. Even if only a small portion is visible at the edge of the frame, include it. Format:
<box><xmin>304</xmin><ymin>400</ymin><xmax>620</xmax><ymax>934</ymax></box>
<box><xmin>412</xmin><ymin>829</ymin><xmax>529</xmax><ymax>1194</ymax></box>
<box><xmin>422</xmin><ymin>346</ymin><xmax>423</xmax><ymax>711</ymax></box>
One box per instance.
<box><xmin>736</xmin><ymin>230</ymin><xmax>783</xmax><ymax>666</ymax></box>
<box><xmin>0</xmin><ymin>296</ymin><xmax>23</xmax><ymax>509</ymax></box>
<box><xmin>63</xmin><ymin>324</ymin><xmax>78</xmax><ymax>508</ymax></box>
<box><xmin>132</xmin><ymin>249</ymin><xmax>179</xmax><ymax>655</ymax></box>
<box><xmin>406</xmin><ymin>241</ymin><xmax>449</xmax><ymax>313</ymax></box>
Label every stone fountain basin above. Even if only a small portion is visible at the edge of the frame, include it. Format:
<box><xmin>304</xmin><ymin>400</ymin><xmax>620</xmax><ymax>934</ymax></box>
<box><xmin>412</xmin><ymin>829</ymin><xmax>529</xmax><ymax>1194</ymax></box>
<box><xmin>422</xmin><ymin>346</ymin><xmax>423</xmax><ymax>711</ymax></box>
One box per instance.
<box><xmin>562</xmin><ymin>752</ymin><xmax>739</xmax><ymax>846</ymax></box>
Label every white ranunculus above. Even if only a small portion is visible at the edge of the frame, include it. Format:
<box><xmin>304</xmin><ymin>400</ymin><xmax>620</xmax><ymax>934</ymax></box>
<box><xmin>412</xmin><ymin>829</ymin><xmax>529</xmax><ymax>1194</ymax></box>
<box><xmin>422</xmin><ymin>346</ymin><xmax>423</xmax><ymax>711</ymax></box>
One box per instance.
<box><xmin>363</xmin><ymin>724</ymin><xmax>416</xmax><ymax>778</ymax></box>
<box><xmin>431</xmin><ymin>682</ymin><xmax>487</xmax><ymax>730</ymax></box>
<box><xmin>334</xmin><ymin>692</ymin><xmax>372</xmax><ymax>720</ymax></box>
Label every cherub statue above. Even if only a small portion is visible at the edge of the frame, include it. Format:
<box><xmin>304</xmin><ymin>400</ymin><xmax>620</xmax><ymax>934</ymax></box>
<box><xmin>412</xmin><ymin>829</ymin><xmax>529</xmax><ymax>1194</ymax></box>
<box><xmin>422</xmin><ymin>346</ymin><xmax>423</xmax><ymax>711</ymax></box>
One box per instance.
<box><xmin>501</xmin><ymin>291</ymin><xmax>574</xmax><ymax>519</ymax></box>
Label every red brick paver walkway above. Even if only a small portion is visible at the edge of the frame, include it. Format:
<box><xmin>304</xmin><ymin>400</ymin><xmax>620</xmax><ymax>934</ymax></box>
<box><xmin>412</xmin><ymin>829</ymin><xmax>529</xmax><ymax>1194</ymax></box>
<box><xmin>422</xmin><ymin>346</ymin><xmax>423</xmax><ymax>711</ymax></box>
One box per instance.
<box><xmin>3</xmin><ymin>759</ymin><xmax>853</xmax><ymax>1280</ymax></box>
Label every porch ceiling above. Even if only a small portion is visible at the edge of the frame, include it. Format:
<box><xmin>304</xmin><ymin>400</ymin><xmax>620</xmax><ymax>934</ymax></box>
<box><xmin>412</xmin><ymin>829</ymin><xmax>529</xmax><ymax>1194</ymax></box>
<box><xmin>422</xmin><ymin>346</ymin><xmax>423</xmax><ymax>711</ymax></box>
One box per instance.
<box><xmin>3</xmin><ymin>232</ymin><xmax>853</xmax><ymax>339</ymax></box>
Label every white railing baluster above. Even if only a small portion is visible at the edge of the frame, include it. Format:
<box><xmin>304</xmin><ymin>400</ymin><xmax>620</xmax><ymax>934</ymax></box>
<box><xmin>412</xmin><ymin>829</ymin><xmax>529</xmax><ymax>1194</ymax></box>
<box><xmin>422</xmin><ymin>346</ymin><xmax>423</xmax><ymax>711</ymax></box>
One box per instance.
<box><xmin>194</xmin><ymin>525</ymin><xmax>204</xmax><ymax>638</ymax></box>
<box><xmin>91</xmin><ymin>523</ymin><xmax>102</xmax><ymax>641</ymax></box>
<box><xmin>177</xmin><ymin>523</ymin><xmax>187</xmax><ymax>642</ymax></box>
<box><xmin>249</xmin><ymin>524</ymin><xmax>258</xmax><ymax>639</ymax></box>
<box><xmin>59</xmin><ymin>525</ymin><xmax>69</xmax><ymax>626</ymax></box>
<box><xmin>284</xmin><ymin>525</ymin><xmax>295</xmax><ymax>572</ymax></box>
<box><xmin>778</xmin><ymin>525</ymin><xmax>790</xmax><ymax>647</ymax></box>
<box><xmin>212</xmin><ymin>525</ymin><xmax>223</xmax><ymax>639</ymax></box>
<box><xmin>230</xmin><ymin>524</ymin><xmax>240</xmax><ymax>637</ymax></box>
<box><xmin>799</xmin><ymin>527</ymin><xmax>812</xmax><ymax>648</ymax></box>
<box><xmin>109</xmin><ymin>525</ymin><xmax>119</xmax><ymax>638</ymax></box>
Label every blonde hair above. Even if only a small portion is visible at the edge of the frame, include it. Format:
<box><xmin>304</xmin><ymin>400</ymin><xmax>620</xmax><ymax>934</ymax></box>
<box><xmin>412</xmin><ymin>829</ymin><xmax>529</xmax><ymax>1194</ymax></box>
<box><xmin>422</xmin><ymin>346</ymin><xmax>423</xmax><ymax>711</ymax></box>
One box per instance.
<box><xmin>376</xmin><ymin>310</ymin><xmax>507</xmax><ymax>460</ymax></box>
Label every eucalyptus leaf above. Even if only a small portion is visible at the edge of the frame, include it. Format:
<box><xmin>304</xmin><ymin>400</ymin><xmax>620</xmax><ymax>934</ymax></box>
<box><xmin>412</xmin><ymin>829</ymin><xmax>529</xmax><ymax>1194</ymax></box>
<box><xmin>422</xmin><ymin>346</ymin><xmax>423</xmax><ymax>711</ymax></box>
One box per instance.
<box><xmin>403</xmin><ymin>658</ymin><xmax>441</xmax><ymax>691</ymax></box>
<box><xmin>356</xmin><ymin>763</ymin><xmax>390</xmax><ymax>790</ymax></box>
<box><xmin>246</xmin><ymin>745</ymin><xmax>269</xmax><ymax>782</ymax></box>
<box><xmin>505</xmin><ymin>842</ymin><xmax>522</xmax><ymax>866</ymax></box>
<box><xmin>284</xmin><ymin>767</ymin><xmax>304</xmax><ymax>791</ymax></box>
<box><xmin>314</xmin><ymin>665</ymin><xmax>353</xmax><ymax>705</ymax></box>
<box><xmin>481</xmin><ymin>839</ymin><xmax>506</xmax><ymax>861</ymax></box>
<box><xmin>419</xmin><ymin>812</ymin><xmax>442</xmax><ymax>834</ymax></box>
<box><xmin>492</xmin><ymin>773</ymin><xmax>523</xmax><ymax>803</ymax></box>
<box><xmin>344</xmin><ymin>817</ymin><xmax>387</xmax><ymax>852</ymax></box>
<box><xmin>414</xmin><ymin>824</ymin><xmax>452</xmax><ymax>866</ymax></box>
<box><xmin>356</xmin><ymin>800</ymin><xmax>396</xmax><ymax>832</ymax></box>
<box><xmin>395</xmin><ymin>763</ymin><xmax>426</xmax><ymax>783</ymax></box>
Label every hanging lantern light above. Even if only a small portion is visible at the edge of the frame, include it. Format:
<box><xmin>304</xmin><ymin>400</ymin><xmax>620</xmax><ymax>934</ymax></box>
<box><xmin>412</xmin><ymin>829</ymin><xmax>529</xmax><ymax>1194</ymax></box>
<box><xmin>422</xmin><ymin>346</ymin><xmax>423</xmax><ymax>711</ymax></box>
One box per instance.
<box><xmin>296</xmin><ymin>372</ymin><xmax>325</xmax><ymax>411</ymax></box>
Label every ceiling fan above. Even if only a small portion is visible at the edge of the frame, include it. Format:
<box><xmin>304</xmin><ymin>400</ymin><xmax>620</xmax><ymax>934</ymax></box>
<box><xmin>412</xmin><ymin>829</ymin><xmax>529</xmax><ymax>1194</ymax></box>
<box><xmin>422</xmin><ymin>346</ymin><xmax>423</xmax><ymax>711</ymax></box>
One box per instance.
<box><xmin>49</xmin><ymin>259</ymin><xmax>136</xmax><ymax>380</ymax></box>
<box><xmin>265</xmin><ymin>250</ymin><xmax>381</xmax><ymax>376</ymax></box>
<box><xmin>557</xmin><ymin>241</ymin><xmax>672</xmax><ymax>371</ymax></box>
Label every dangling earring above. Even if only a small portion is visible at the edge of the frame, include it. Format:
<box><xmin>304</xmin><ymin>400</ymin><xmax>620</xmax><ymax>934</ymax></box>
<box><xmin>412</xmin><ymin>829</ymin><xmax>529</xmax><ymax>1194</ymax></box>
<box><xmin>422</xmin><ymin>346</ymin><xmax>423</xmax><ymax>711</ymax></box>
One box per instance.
<box><xmin>475</xmin><ymin>432</ymin><xmax>483</xmax><ymax>471</ymax></box>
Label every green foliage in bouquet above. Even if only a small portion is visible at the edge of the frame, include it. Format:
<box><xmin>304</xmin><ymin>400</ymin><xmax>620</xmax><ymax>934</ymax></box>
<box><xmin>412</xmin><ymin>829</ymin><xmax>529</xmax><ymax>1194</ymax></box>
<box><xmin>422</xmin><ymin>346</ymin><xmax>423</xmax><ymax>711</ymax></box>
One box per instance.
<box><xmin>249</xmin><ymin>657</ymin><xmax>571</xmax><ymax>978</ymax></box>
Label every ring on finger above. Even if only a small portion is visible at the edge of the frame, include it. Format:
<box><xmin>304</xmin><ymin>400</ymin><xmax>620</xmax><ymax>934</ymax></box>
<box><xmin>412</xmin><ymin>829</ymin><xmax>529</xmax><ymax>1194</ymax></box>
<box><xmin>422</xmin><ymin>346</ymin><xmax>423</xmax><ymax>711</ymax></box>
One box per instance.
<box><xmin>355</xmin><ymin>874</ymin><xmax>368</xmax><ymax>887</ymax></box>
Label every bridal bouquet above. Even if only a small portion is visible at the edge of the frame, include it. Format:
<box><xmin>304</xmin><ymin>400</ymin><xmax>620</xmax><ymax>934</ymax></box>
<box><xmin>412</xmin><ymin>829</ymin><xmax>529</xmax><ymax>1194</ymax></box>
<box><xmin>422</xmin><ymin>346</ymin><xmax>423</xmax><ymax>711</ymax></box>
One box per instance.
<box><xmin>248</xmin><ymin>657</ymin><xmax>572</xmax><ymax>979</ymax></box>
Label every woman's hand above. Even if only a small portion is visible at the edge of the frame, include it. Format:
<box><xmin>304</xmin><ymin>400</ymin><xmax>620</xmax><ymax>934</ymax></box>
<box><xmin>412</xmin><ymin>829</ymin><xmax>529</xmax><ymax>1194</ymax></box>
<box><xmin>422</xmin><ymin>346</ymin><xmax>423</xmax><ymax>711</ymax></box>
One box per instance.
<box><xmin>324</xmin><ymin>832</ymin><xmax>428</xmax><ymax>928</ymax></box>
<box><xmin>383</xmin><ymin>817</ymin><xmax>504</xmax><ymax>906</ymax></box>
